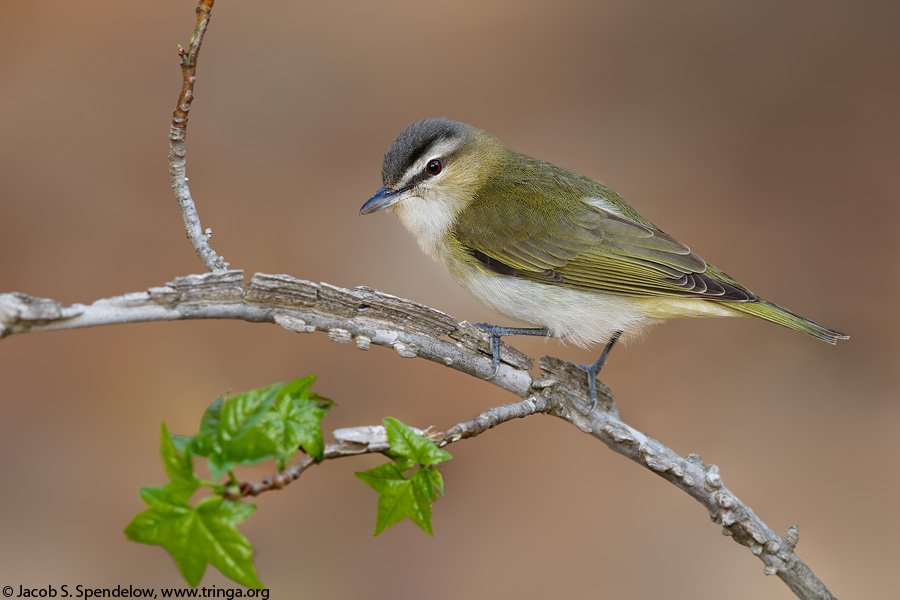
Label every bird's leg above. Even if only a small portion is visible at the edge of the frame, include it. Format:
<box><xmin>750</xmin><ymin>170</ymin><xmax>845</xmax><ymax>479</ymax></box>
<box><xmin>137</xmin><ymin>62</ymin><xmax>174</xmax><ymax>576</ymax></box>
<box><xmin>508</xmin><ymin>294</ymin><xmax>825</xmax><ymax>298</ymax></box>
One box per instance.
<box><xmin>579</xmin><ymin>331</ymin><xmax>622</xmax><ymax>411</ymax></box>
<box><xmin>473</xmin><ymin>323</ymin><xmax>549</xmax><ymax>377</ymax></box>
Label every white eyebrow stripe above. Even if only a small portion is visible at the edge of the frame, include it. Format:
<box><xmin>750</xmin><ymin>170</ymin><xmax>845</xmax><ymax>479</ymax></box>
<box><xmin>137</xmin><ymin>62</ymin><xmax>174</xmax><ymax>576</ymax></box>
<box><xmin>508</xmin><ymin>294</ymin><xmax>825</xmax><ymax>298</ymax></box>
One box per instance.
<box><xmin>398</xmin><ymin>137</ymin><xmax>464</xmax><ymax>188</ymax></box>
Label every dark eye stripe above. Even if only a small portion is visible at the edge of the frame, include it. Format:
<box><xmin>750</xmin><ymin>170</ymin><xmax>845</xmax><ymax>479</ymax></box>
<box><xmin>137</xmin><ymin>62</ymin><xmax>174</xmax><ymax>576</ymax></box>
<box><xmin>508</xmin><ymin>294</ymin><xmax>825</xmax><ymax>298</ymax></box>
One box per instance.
<box><xmin>383</xmin><ymin>119</ymin><xmax>469</xmax><ymax>186</ymax></box>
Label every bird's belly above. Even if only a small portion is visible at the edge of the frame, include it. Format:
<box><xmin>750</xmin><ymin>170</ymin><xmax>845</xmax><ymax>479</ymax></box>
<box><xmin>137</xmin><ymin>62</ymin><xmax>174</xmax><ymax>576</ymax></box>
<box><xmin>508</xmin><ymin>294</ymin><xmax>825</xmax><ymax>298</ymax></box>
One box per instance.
<box><xmin>442</xmin><ymin>257</ymin><xmax>744</xmax><ymax>347</ymax></box>
<box><xmin>445</xmin><ymin>265</ymin><xmax>656</xmax><ymax>347</ymax></box>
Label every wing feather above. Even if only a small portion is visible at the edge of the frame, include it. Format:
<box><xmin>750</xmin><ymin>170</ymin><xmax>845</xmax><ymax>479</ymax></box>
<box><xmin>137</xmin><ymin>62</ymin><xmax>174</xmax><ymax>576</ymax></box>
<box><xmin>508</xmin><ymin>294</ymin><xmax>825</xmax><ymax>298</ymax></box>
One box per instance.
<box><xmin>452</xmin><ymin>189</ymin><xmax>755</xmax><ymax>302</ymax></box>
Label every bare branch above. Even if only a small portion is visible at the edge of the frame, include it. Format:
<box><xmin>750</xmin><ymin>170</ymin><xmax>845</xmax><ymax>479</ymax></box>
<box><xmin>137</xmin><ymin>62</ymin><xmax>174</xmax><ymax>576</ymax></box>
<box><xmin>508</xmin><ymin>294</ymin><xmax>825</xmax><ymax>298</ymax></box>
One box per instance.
<box><xmin>227</xmin><ymin>395</ymin><xmax>557</xmax><ymax>498</ymax></box>
<box><xmin>0</xmin><ymin>272</ymin><xmax>536</xmax><ymax>396</ymax></box>
<box><xmin>0</xmin><ymin>271</ymin><xmax>835</xmax><ymax>599</ymax></box>
<box><xmin>169</xmin><ymin>0</ymin><xmax>228</xmax><ymax>272</ymax></box>
<box><xmin>569</xmin><ymin>399</ymin><xmax>834</xmax><ymax>600</ymax></box>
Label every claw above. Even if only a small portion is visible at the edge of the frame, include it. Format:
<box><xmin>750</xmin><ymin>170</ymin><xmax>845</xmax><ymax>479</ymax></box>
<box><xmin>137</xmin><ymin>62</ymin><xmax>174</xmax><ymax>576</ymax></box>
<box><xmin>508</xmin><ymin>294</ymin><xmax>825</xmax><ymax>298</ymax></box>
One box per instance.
<box><xmin>489</xmin><ymin>329</ymin><xmax>501</xmax><ymax>378</ymax></box>
<box><xmin>577</xmin><ymin>331</ymin><xmax>622</xmax><ymax>411</ymax></box>
<box><xmin>578</xmin><ymin>363</ymin><xmax>600</xmax><ymax>411</ymax></box>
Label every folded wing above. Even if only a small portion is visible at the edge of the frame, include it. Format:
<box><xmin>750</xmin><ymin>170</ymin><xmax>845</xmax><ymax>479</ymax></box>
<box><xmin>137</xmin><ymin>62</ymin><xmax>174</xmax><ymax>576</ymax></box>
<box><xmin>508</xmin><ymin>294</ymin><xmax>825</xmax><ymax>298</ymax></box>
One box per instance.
<box><xmin>452</xmin><ymin>195</ymin><xmax>756</xmax><ymax>302</ymax></box>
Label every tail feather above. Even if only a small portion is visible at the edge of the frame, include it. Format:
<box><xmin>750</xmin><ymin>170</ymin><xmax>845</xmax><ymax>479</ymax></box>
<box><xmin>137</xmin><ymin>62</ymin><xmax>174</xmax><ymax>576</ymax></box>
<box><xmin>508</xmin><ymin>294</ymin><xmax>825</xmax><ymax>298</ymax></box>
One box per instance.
<box><xmin>727</xmin><ymin>300</ymin><xmax>849</xmax><ymax>344</ymax></box>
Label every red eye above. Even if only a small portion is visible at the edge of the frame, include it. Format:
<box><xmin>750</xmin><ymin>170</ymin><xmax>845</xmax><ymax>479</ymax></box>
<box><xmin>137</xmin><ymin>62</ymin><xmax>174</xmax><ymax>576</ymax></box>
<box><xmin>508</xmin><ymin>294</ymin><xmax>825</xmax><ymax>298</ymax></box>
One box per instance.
<box><xmin>425</xmin><ymin>159</ymin><xmax>442</xmax><ymax>175</ymax></box>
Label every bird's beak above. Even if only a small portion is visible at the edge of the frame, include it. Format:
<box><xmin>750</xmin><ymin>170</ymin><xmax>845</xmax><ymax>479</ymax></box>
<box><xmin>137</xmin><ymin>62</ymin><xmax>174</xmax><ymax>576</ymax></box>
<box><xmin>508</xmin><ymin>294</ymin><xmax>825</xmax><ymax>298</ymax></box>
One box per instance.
<box><xmin>360</xmin><ymin>186</ymin><xmax>407</xmax><ymax>215</ymax></box>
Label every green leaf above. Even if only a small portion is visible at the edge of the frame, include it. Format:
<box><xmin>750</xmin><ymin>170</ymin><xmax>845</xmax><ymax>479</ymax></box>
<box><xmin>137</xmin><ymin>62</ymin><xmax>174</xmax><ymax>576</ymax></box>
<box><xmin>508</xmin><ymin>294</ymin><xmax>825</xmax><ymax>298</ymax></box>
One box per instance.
<box><xmin>356</xmin><ymin>463</ymin><xmax>417</xmax><ymax>535</ymax></box>
<box><xmin>191</xmin><ymin>395</ymin><xmax>225</xmax><ymax>459</ymax></box>
<box><xmin>220</xmin><ymin>428</ymin><xmax>278</xmax><ymax>475</ymax></box>
<box><xmin>355</xmin><ymin>419</ymin><xmax>452</xmax><ymax>536</ymax></box>
<box><xmin>136</xmin><ymin>485</ymin><xmax>193</xmax><ymax>515</ymax></box>
<box><xmin>383</xmin><ymin>417</ymin><xmax>452</xmax><ymax>466</ymax></box>
<box><xmin>128</xmin><ymin>378</ymin><xmax>336</xmax><ymax>589</ymax></box>
<box><xmin>356</xmin><ymin>463</ymin><xmax>439</xmax><ymax>536</ymax></box>
<box><xmin>193</xmin><ymin>497</ymin><xmax>261</xmax><ymax>589</ymax></box>
<box><xmin>125</xmin><ymin>486</ymin><xmax>206</xmax><ymax>585</ymax></box>
<box><xmin>261</xmin><ymin>376</ymin><xmax>333</xmax><ymax>467</ymax></box>
<box><xmin>159</xmin><ymin>423</ymin><xmax>200</xmax><ymax>499</ymax></box>
<box><xmin>125</xmin><ymin>488</ymin><xmax>261</xmax><ymax>589</ymax></box>
<box><xmin>274</xmin><ymin>374</ymin><xmax>316</xmax><ymax>402</ymax></box>
<box><xmin>170</xmin><ymin>434</ymin><xmax>193</xmax><ymax>454</ymax></box>
<box><xmin>407</xmin><ymin>470</ymin><xmax>437</xmax><ymax>532</ymax></box>
<box><xmin>424</xmin><ymin>466</ymin><xmax>445</xmax><ymax>497</ymax></box>
<box><xmin>391</xmin><ymin>457</ymin><xmax>417</xmax><ymax>473</ymax></box>
<box><xmin>190</xmin><ymin>385</ymin><xmax>284</xmax><ymax>479</ymax></box>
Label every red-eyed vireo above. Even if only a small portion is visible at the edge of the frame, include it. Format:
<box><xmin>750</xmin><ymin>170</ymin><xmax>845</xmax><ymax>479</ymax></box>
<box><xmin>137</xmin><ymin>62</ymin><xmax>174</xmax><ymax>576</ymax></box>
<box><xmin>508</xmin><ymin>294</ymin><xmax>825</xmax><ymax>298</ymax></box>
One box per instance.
<box><xmin>361</xmin><ymin>118</ymin><xmax>848</xmax><ymax>406</ymax></box>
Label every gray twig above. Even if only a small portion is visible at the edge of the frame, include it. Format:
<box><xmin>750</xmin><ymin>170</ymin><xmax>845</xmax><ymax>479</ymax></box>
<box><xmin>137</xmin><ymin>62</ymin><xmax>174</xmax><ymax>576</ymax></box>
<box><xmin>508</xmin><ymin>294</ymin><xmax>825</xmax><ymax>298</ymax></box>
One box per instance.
<box><xmin>169</xmin><ymin>0</ymin><xmax>228</xmax><ymax>272</ymax></box>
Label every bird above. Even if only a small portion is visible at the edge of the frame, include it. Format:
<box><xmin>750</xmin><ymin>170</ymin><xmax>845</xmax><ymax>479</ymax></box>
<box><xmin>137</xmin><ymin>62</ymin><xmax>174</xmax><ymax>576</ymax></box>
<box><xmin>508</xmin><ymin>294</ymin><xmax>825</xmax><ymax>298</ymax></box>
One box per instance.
<box><xmin>360</xmin><ymin>118</ymin><xmax>848</xmax><ymax>407</ymax></box>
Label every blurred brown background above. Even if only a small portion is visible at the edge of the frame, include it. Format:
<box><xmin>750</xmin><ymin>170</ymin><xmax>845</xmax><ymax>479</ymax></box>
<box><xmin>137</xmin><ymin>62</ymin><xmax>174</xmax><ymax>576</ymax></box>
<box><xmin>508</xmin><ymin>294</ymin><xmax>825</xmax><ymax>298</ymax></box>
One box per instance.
<box><xmin>1</xmin><ymin>1</ymin><xmax>897</xmax><ymax>598</ymax></box>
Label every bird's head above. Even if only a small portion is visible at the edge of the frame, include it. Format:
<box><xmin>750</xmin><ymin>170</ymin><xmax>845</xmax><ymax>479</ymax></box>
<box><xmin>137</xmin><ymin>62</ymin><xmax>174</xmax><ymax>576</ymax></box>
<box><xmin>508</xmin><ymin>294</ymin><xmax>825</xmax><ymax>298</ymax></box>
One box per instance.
<box><xmin>361</xmin><ymin>118</ymin><xmax>504</xmax><ymax>256</ymax></box>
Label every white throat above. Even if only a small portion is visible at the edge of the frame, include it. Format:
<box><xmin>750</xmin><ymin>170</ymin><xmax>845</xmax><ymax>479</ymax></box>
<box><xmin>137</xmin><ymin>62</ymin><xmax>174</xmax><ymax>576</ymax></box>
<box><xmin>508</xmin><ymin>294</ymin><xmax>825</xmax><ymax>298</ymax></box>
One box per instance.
<box><xmin>392</xmin><ymin>191</ymin><xmax>460</xmax><ymax>262</ymax></box>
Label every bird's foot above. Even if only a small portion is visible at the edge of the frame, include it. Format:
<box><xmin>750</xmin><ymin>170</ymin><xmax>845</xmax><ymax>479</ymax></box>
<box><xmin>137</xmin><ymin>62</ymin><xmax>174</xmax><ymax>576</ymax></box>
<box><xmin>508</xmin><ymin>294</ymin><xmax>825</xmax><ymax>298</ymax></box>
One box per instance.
<box><xmin>577</xmin><ymin>331</ymin><xmax>622</xmax><ymax>412</ymax></box>
<box><xmin>473</xmin><ymin>323</ymin><xmax>549</xmax><ymax>378</ymax></box>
